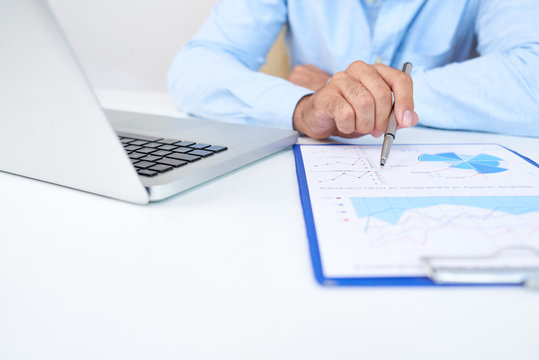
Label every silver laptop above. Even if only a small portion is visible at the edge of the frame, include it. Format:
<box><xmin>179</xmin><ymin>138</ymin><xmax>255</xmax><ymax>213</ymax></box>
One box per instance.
<box><xmin>0</xmin><ymin>0</ymin><xmax>298</xmax><ymax>204</ymax></box>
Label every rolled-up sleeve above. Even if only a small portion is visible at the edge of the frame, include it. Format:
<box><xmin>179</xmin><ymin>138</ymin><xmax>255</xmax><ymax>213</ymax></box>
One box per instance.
<box><xmin>413</xmin><ymin>0</ymin><xmax>539</xmax><ymax>137</ymax></box>
<box><xmin>167</xmin><ymin>0</ymin><xmax>312</xmax><ymax>129</ymax></box>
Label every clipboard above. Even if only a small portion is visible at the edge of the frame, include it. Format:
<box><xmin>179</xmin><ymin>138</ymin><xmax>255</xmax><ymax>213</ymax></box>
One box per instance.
<box><xmin>293</xmin><ymin>144</ymin><xmax>539</xmax><ymax>288</ymax></box>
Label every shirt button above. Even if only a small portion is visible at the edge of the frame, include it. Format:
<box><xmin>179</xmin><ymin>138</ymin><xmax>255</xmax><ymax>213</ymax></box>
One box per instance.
<box><xmin>375</xmin><ymin>57</ymin><xmax>383</xmax><ymax>64</ymax></box>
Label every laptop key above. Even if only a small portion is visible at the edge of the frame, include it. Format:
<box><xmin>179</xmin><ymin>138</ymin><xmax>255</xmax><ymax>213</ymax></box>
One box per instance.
<box><xmin>171</xmin><ymin>147</ymin><xmax>193</xmax><ymax>154</ymax></box>
<box><xmin>134</xmin><ymin>161</ymin><xmax>155</xmax><ymax>169</ymax></box>
<box><xmin>158</xmin><ymin>144</ymin><xmax>177</xmax><ymax>151</ymax></box>
<box><xmin>124</xmin><ymin>145</ymin><xmax>142</xmax><ymax>152</ymax></box>
<box><xmin>189</xmin><ymin>149</ymin><xmax>213</xmax><ymax>157</ymax></box>
<box><xmin>120</xmin><ymin>138</ymin><xmax>135</xmax><ymax>144</ymax></box>
<box><xmin>176</xmin><ymin>140</ymin><xmax>195</xmax><ymax>147</ymax></box>
<box><xmin>140</xmin><ymin>155</ymin><xmax>161</xmax><ymax>162</ymax></box>
<box><xmin>157</xmin><ymin>138</ymin><xmax>181</xmax><ymax>145</ymax></box>
<box><xmin>144</xmin><ymin>142</ymin><xmax>163</xmax><ymax>148</ymax></box>
<box><xmin>152</xmin><ymin>150</ymin><xmax>172</xmax><ymax>157</ymax></box>
<box><xmin>129</xmin><ymin>140</ymin><xmax>149</xmax><ymax>146</ymax></box>
<box><xmin>129</xmin><ymin>152</ymin><xmax>146</xmax><ymax>159</ymax></box>
<box><xmin>157</xmin><ymin>158</ymin><xmax>188</xmax><ymax>168</ymax></box>
<box><xmin>149</xmin><ymin>164</ymin><xmax>174</xmax><ymax>173</ymax></box>
<box><xmin>168</xmin><ymin>153</ymin><xmax>201</xmax><ymax>162</ymax></box>
<box><xmin>137</xmin><ymin>147</ymin><xmax>158</xmax><ymax>154</ymax></box>
<box><xmin>190</xmin><ymin>143</ymin><xmax>211</xmax><ymax>150</ymax></box>
<box><xmin>137</xmin><ymin>169</ymin><xmax>158</xmax><ymax>177</ymax></box>
<box><xmin>206</xmin><ymin>145</ymin><xmax>228</xmax><ymax>153</ymax></box>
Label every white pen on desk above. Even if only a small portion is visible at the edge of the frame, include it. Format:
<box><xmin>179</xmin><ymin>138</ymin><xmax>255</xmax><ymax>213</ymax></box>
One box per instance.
<box><xmin>380</xmin><ymin>62</ymin><xmax>413</xmax><ymax>168</ymax></box>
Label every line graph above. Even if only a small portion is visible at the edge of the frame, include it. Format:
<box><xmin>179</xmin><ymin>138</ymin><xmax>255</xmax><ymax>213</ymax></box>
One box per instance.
<box><xmin>349</xmin><ymin>196</ymin><xmax>539</xmax><ymax>249</ymax></box>
<box><xmin>316</xmin><ymin>170</ymin><xmax>385</xmax><ymax>184</ymax></box>
<box><xmin>362</xmin><ymin>209</ymin><xmax>539</xmax><ymax>250</ymax></box>
<box><xmin>350</xmin><ymin>196</ymin><xmax>539</xmax><ymax>224</ymax></box>
<box><xmin>312</xmin><ymin>155</ymin><xmax>365</xmax><ymax>168</ymax></box>
<box><xmin>303</xmin><ymin>146</ymin><xmax>388</xmax><ymax>185</ymax></box>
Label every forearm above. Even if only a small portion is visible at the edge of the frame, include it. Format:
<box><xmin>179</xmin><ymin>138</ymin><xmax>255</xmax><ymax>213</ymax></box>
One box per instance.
<box><xmin>167</xmin><ymin>42</ymin><xmax>312</xmax><ymax>129</ymax></box>
<box><xmin>414</xmin><ymin>0</ymin><xmax>539</xmax><ymax>137</ymax></box>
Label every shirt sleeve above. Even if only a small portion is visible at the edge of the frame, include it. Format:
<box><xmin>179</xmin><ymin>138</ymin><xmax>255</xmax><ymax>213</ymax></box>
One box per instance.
<box><xmin>413</xmin><ymin>0</ymin><xmax>539</xmax><ymax>137</ymax></box>
<box><xmin>167</xmin><ymin>0</ymin><xmax>313</xmax><ymax>129</ymax></box>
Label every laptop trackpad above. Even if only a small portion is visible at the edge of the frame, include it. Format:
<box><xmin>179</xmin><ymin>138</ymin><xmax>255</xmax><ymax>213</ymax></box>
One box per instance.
<box><xmin>106</xmin><ymin>109</ymin><xmax>209</xmax><ymax>136</ymax></box>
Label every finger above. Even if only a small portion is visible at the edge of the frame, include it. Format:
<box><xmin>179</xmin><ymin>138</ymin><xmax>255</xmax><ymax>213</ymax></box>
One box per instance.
<box><xmin>330</xmin><ymin>71</ymin><xmax>375</xmax><ymax>134</ymax></box>
<box><xmin>346</xmin><ymin>61</ymin><xmax>393</xmax><ymax>133</ymax></box>
<box><xmin>311</xmin><ymin>87</ymin><xmax>356</xmax><ymax>135</ymax></box>
<box><xmin>330</xmin><ymin>97</ymin><xmax>356</xmax><ymax>135</ymax></box>
<box><xmin>304</xmin><ymin>64</ymin><xmax>330</xmax><ymax>76</ymax></box>
<box><xmin>373</xmin><ymin>63</ymin><xmax>418</xmax><ymax>128</ymax></box>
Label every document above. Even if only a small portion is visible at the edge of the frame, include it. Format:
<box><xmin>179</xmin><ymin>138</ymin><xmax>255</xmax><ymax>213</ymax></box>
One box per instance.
<box><xmin>297</xmin><ymin>144</ymin><xmax>539</xmax><ymax>278</ymax></box>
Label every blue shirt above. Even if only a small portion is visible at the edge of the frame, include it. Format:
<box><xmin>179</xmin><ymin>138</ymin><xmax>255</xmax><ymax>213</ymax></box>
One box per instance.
<box><xmin>167</xmin><ymin>0</ymin><xmax>539</xmax><ymax>137</ymax></box>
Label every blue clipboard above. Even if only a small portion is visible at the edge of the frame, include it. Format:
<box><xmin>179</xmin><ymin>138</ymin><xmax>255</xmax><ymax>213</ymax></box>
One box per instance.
<box><xmin>293</xmin><ymin>143</ymin><xmax>539</xmax><ymax>287</ymax></box>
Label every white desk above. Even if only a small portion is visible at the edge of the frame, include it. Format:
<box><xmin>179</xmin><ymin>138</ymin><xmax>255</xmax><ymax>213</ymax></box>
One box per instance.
<box><xmin>1</xmin><ymin>89</ymin><xmax>538</xmax><ymax>360</ymax></box>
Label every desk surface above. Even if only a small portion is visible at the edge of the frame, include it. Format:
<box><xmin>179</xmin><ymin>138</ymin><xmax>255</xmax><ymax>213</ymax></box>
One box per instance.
<box><xmin>1</xmin><ymin>89</ymin><xmax>538</xmax><ymax>360</ymax></box>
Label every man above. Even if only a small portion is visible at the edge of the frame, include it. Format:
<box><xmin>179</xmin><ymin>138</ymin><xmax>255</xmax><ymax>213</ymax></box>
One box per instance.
<box><xmin>167</xmin><ymin>0</ymin><xmax>539</xmax><ymax>139</ymax></box>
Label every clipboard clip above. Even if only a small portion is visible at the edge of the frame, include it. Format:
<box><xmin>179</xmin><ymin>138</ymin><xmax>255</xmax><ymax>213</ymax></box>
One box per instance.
<box><xmin>422</xmin><ymin>246</ymin><xmax>539</xmax><ymax>289</ymax></box>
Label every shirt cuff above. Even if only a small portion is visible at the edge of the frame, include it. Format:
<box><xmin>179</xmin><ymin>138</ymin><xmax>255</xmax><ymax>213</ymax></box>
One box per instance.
<box><xmin>250</xmin><ymin>82</ymin><xmax>313</xmax><ymax>130</ymax></box>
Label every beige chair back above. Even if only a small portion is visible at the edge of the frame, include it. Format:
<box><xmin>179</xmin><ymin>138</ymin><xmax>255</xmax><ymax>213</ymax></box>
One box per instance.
<box><xmin>259</xmin><ymin>28</ymin><xmax>290</xmax><ymax>79</ymax></box>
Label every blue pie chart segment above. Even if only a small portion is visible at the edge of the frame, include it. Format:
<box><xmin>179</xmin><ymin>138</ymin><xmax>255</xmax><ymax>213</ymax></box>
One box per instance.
<box><xmin>469</xmin><ymin>154</ymin><xmax>503</xmax><ymax>162</ymax></box>
<box><xmin>450</xmin><ymin>162</ymin><xmax>474</xmax><ymax>170</ymax></box>
<box><xmin>468</xmin><ymin>162</ymin><xmax>508</xmax><ymax>174</ymax></box>
<box><xmin>418</xmin><ymin>152</ymin><xmax>508</xmax><ymax>174</ymax></box>
<box><xmin>418</xmin><ymin>153</ymin><xmax>462</xmax><ymax>162</ymax></box>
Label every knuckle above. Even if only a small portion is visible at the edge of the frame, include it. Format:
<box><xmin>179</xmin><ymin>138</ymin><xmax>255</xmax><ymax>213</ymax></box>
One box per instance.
<box><xmin>348</xmin><ymin>60</ymin><xmax>367</xmax><ymax>72</ymax></box>
<box><xmin>288</xmin><ymin>73</ymin><xmax>299</xmax><ymax>81</ymax></box>
<box><xmin>339</xmin><ymin>106</ymin><xmax>354</xmax><ymax>121</ymax></box>
<box><xmin>348</xmin><ymin>83</ymin><xmax>364</xmax><ymax>99</ymax></box>
<box><xmin>290</xmin><ymin>65</ymin><xmax>301</xmax><ymax>74</ymax></box>
<box><xmin>356</xmin><ymin>94</ymin><xmax>374</xmax><ymax>111</ymax></box>
<box><xmin>332</xmin><ymin>71</ymin><xmax>347</xmax><ymax>82</ymax></box>
<box><xmin>372</xmin><ymin>83</ymin><xmax>390</xmax><ymax>100</ymax></box>
<box><xmin>291</xmin><ymin>65</ymin><xmax>308</xmax><ymax>76</ymax></box>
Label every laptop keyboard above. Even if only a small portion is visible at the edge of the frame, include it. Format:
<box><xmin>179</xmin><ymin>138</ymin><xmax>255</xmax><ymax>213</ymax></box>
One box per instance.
<box><xmin>117</xmin><ymin>131</ymin><xmax>228</xmax><ymax>177</ymax></box>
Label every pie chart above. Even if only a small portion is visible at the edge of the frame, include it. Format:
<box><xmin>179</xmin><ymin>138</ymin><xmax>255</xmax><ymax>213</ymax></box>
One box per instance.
<box><xmin>418</xmin><ymin>152</ymin><xmax>508</xmax><ymax>174</ymax></box>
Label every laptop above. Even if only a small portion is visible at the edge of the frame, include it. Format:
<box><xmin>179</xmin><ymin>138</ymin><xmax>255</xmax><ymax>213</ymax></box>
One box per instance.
<box><xmin>0</xmin><ymin>0</ymin><xmax>298</xmax><ymax>204</ymax></box>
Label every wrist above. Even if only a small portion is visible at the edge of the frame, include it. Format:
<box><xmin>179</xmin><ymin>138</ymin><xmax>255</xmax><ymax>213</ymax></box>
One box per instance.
<box><xmin>293</xmin><ymin>94</ymin><xmax>311</xmax><ymax>133</ymax></box>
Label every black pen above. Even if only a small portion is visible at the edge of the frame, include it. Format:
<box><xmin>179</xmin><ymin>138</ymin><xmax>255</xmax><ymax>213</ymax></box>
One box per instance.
<box><xmin>380</xmin><ymin>62</ymin><xmax>413</xmax><ymax>168</ymax></box>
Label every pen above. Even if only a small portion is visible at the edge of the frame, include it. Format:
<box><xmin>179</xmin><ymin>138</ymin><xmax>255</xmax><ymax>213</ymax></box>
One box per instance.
<box><xmin>379</xmin><ymin>62</ymin><xmax>413</xmax><ymax>168</ymax></box>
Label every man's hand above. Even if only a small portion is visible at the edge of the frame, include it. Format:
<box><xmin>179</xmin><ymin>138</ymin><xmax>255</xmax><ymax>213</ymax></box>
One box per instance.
<box><xmin>291</xmin><ymin>61</ymin><xmax>419</xmax><ymax>140</ymax></box>
<box><xmin>288</xmin><ymin>64</ymin><xmax>331</xmax><ymax>91</ymax></box>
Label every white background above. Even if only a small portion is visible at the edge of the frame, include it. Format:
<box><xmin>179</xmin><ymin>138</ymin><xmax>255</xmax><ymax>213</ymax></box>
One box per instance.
<box><xmin>48</xmin><ymin>0</ymin><xmax>218</xmax><ymax>92</ymax></box>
